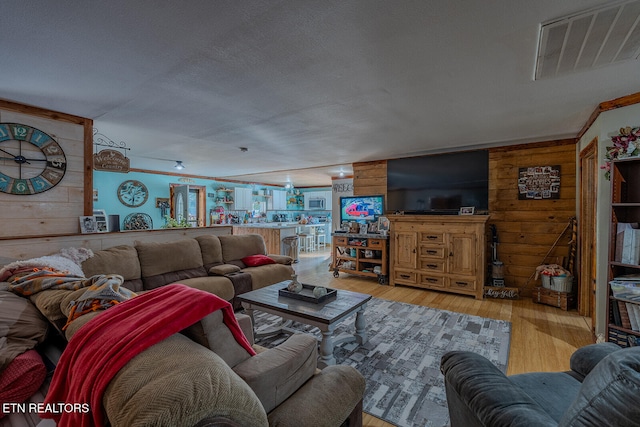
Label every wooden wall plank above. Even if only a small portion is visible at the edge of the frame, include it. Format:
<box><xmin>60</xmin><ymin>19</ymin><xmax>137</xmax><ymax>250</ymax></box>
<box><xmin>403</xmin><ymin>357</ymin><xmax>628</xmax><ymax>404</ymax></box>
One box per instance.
<box><xmin>0</xmin><ymin>102</ymin><xmax>92</xmax><ymax>238</ymax></box>
<box><xmin>489</xmin><ymin>141</ymin><xmax>577</xmax><ymax>297</ymax></box>
<box><xmin>353</xmin><ymin>161</ymin><xmax>387</xmax><ymax>198</ymax></box>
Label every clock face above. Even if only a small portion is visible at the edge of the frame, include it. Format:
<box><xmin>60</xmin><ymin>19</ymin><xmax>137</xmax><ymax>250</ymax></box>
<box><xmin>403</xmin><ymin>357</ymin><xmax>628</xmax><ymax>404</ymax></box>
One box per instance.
<box><xmin>0</xmin><ymin>123</ymin><xmax>67</xmax><ymax>195</ymax></box>
<box><xmin>117</xmin><ymin>180</ymin><xmax>149</xmax><ymax>207</ymax></box>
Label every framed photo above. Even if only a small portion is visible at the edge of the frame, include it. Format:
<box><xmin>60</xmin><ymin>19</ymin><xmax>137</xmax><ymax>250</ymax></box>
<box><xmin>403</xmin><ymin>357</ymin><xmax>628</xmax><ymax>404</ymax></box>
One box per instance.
<box><xmin>359</xmin><ymin>223</ymin><xmax>368</xmax><ymax>234</ymax></box>
<box><xmin>459</xmin><ymin>206</ymin><xmax>475</xmax><ymax>215</ymax></box>
<box><xmin>93</xmin><ymin>210</ymin><xmax>109</xmax><ymax>232</ymax></box>
<box><xmin>79</xmin><ymin>216</ymin><xmax>98</xmax><ymax>234</ymax></box>
<box><xmin>377</xmin><ymin>216</ymin><xmax>390</xmax><ymax>234</ymax></box>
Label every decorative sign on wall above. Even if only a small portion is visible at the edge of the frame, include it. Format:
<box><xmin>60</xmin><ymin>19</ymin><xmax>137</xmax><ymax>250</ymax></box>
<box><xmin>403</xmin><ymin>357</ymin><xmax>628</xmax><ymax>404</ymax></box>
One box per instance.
<box><xmin>518</xmin><ymin>165</ymin><xmax>561</xmax><ymax>200</ymax></box>
<box><xmin>93</xmin><ymin>129</ymin><xmax>130</xmax><ymax>173</ymax></box>
<box><xmin>93</xmin><ymin>149</ymin><xmax>130</xmax><ymax>172</ymax></box>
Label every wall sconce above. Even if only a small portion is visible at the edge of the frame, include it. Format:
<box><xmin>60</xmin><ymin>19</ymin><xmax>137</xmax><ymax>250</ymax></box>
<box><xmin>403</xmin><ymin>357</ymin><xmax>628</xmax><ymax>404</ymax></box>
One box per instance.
<box><xmin>174</xmin><ymin>161</ymin><xmax>185</xmax><ymax>170</ymax></box>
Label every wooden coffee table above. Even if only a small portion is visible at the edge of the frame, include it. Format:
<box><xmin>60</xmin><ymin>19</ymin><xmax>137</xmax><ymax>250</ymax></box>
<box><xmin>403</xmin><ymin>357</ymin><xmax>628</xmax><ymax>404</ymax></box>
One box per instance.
<box><xmin>238</xmin><ymin>281</ymin><xmax>372</xmax><ymax>368</ymax></box>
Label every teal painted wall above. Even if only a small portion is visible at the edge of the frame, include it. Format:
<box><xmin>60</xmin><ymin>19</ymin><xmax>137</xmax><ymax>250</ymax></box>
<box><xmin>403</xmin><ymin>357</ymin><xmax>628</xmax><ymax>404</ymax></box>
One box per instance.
<box><xmin>93</xmin><ymin>170</ymin><xmax>330</xmax><ymax>230</ymax></box>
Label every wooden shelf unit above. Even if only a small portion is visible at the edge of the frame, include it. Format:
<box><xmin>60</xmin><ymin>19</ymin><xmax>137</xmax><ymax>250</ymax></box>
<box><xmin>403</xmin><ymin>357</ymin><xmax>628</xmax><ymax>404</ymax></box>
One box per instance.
<box><xmin>388</xmin><ymin>215</ymin><xmax>489</xmax><ymax>299</ymax></box>
<box><xmin>331</xmin><ymin>233</ymin><xmax>389</xmax><ymax>284</ymax></box>
<box><xmin>606</xmin><ymin>157</ymin><xmax>640</xmax><ymax>347</ymax></box>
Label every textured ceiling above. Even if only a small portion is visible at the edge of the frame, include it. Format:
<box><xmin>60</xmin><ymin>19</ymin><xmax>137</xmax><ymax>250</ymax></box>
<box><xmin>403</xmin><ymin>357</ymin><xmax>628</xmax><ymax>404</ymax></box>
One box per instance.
<box><xmin>1</xmin><ymin>0</ymin><xmax>639</xmax><ymax>187</ymax></box>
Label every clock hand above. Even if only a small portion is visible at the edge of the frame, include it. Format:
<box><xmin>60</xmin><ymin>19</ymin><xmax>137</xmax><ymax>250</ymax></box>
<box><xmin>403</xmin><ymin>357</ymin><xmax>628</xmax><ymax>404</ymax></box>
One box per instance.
<box><xmin>0</xmin><ymin>148</ymin><xmax>17</xmax><ymax>158</ymax></box>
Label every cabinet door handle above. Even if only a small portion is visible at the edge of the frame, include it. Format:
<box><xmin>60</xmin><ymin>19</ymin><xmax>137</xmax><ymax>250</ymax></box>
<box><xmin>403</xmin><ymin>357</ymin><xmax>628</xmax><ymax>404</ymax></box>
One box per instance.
<box><xmin>425</xmin><ymin>278</ymin><xmax>438</xmax><ymax>283</ymax></box>
<box><xmin>400</xmin><ymin>274</ymin><xmax>411</xmax><ymax>279</ymax></box>
<box><xmin>426</xmin><ymin>264</ymin><xmax>438</xmax><ymax>269</ymax></box>
<box><xmin>426</xmin><ymin>235</ymin><xmax>438</xmax><ymax>240</ymax></box>
<box><xmin>455</xmin><ymin>281</ymin><xmax>469</xmax><ymax>286</ymax></box>
<box><xmin>426</xmin><ymin>250</ymin><xmax>438</xmax><ymax>255</ymax></box>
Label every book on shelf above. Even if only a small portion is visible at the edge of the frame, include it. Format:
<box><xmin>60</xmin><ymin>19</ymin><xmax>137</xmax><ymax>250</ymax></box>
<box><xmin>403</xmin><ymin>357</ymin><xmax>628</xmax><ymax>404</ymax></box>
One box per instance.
<box><xmin>626</xmin><ymin>302</ymin><xmax>639</xmax><ymax>331</ymax></box>
<box><xmin>618</xmin><ymin>301</ymin><xmax>632</xmax><ymax>329</ymax></box>
<box><xmin>612</xmin><ymin>300</ymin><xmax>622</xmax><ymax>326</ymax></box>
<box><xmin>615</xmin><ymin>223</ymin><xmax>640</xmax><ymax>265</ymax></box>
<box><xmin>632</xmin><ymin>304</ymin><xmax>640</xmax><ymax>332</ymax></box>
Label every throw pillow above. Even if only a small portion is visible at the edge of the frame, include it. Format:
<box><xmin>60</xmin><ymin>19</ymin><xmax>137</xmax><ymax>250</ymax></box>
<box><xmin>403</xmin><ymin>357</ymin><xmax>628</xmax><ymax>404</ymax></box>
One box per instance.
<box><xmin>0</xmin><ymin>349</ymin><xmax>47</xmax><ymax>418</ymax></box>
<box><xmin>242</xmin><ymin>255</ymin><xmax>276</xmax><ymax>267</ymax></box>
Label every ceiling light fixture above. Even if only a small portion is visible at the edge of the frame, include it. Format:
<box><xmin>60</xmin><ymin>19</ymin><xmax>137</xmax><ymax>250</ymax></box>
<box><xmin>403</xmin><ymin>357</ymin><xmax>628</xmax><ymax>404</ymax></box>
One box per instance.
<box><xmin>239</xmin><ymin>147</ymin><xmax>248</xmax><ymax>152</ymax></box>
<box><xmin>174</xmin><ymin>161</ymin><xmax>185</xmax><ymax>170</ymax></box>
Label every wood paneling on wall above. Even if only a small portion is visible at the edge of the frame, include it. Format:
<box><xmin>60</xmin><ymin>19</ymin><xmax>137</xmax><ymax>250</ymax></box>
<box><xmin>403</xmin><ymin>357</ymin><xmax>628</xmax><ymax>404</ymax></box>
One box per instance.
<box><xmin>353</xmin><ymin>141</ymin><xmax>577</xmax><ymax>297</ymax></box>
<box><xmin>489</xmin><ymin>140</ymin><xmax>577</xmax><ymax>296</ymax></box>
<box><xmin>0</xmin><ymin>101</ymin><xmax>92</xmax><ymax>238</ymax></box>
<box><xmin>353</xmin><ymin>160</ymin><xmax>387</xmax><ymax>198</ymax></box>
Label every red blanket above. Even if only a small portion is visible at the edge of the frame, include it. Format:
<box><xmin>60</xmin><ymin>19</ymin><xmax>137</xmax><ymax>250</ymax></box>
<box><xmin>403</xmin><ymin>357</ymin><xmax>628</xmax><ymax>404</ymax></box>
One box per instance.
<box><xmin>41</xmin><ymin>284</ymin><xmax>256</xmax><ymax>427</ymax></box>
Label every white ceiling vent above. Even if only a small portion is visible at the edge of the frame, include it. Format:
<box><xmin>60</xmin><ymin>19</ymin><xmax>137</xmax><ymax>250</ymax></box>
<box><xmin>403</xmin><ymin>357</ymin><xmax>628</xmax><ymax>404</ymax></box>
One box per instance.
<box><xmin>535</xmin><ymin>0</ymin><xmax>640</xmax><ymax>80</ymax></box>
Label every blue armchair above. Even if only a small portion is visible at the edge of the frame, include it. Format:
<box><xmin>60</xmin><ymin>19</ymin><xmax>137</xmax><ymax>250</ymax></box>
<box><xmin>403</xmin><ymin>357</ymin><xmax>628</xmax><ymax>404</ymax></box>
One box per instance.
<box><xmin>440</xmin><ymin>343</ymin><xmax>640</xmax><ymax>427</ymax></box>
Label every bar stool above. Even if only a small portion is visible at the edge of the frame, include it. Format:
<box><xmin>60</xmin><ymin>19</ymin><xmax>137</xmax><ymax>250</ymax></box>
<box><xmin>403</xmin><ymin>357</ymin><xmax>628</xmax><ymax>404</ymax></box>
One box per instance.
<box><xmin>297</xmin><ymin>226</ymin><xmax>315</xmax><ymax>252</ymax></box>
<box><xmin>315</xmin><ymin>227</ymin><xmax>327</xmax><ymax>249</ymax></box>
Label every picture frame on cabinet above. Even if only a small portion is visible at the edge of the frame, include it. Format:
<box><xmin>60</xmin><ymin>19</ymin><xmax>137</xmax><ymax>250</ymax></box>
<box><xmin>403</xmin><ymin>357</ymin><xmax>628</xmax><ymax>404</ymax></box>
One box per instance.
<box><xmin>459</xmin><ymin>206</ymin><xmax>475</xmax><ymax>215</ymax></box>
<box><xmin>93</xmin><ymin>209</ymin><xmax>109</xmax><ymax>232</ymax></box>
<box><xmin>79</xmin><ymin>216</ymin><xmax>98</xmax><ymax>234</ymax></box>
<box><xmin>377</xmin><ymin>216</ymin><xmax>389</xmax><ymax>235</ymax></box>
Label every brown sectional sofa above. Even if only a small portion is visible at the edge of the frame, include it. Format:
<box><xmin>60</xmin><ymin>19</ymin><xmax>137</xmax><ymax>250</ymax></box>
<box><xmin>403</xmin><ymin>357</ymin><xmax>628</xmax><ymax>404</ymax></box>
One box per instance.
<box><xmin>1</xmin><ymin>233</ymin><xmax>366</xmax><ymax>426</ymax></box>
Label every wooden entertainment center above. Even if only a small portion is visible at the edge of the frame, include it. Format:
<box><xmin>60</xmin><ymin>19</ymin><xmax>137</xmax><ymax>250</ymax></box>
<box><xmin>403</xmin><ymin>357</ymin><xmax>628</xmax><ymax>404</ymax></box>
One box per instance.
<box><xmin>388</xmin><ymin>215</ymin><xmax>489</xmax><ymax>299</ymax></box>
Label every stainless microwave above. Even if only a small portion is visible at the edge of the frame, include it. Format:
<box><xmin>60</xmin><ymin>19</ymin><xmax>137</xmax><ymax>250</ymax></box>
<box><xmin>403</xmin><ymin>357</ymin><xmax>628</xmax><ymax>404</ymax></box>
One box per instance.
<box><xmin>309</xmin><ymin>197</ymin><xmax>326</xmax><ymax>210</ymax></box>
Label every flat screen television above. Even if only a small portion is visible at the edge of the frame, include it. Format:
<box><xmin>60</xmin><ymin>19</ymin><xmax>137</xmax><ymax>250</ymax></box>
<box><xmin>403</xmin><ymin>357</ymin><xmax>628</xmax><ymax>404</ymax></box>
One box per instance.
<box><xmin>386</xmin><ymin>150</ymin><xmax>489</xmax><ymax>214</ymax></box>
<box><xmin>339</xmin><ymin>195</ymin><xmax>385</xmax><ymax>222</ymax></box>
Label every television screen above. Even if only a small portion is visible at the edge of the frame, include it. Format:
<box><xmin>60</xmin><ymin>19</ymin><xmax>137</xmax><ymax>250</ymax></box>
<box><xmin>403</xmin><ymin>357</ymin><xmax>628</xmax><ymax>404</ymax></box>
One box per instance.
<box><xmin>340</xmin><ymin>195</ymin><xmax>385</xmax><ymax>222</ymax></box>
<box><xmin>386</xmin><ymin>150</ymin><xmax>489</xmax><ymax>214</ymax></box>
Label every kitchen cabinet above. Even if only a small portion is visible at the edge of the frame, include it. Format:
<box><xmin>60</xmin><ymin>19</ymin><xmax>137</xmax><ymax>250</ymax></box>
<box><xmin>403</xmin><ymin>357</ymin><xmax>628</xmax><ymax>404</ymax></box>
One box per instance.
<box><xmin>606</xmin><ymin>158</ymin><xmax>640</xmax><ymax>347</ymax></box>
<box><xmin>268</xmin><ymin>190</ymin><xmax>287</xmax><ymax>210</ymax></box>
<box><xmin>233</xmin><ymin>187</ymin><xmax>253</xmax><ymax>210</ymax></box>
<box><xmin>389</xmin><ymin>215</ymin><xmax>488</xmax><ymax>299</ymax></box>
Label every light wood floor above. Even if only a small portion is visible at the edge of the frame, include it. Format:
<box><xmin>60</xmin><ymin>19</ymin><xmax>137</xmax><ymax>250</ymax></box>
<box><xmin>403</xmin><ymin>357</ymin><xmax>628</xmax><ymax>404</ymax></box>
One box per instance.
<box><xmin>294</xmin><ymin>248</ymin><xmax>594</xmax><ymax>427</ymax></box>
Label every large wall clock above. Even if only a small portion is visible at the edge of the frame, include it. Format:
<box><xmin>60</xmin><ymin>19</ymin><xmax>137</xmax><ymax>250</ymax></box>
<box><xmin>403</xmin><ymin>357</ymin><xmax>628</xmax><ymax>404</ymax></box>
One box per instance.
<box><xmin>117</xmin><ymin>179</ymin><xmax>149</xmax><ymax>207</ymax></box>
<box><xmin>0</xmin><ymin>123</ymin><xmax>67</xmax><ymax>195</ymax></box>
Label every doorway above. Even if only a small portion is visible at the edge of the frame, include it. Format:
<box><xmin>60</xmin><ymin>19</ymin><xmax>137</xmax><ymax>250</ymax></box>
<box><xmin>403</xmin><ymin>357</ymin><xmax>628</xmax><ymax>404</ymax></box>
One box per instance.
<box><xmin>579</xmin><ymin>138</ymin><xmax>598</xmax><ymax>330</ymax></box>
<box><xmin>169</xmin><ymin>184</ymin><xmax>206</xmax><ymax>226</ymax></box>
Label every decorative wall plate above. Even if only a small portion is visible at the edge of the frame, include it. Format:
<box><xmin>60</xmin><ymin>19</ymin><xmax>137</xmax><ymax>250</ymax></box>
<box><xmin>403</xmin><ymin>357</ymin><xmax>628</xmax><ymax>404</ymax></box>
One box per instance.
<box><xmin>123</xmin><ymin>212</ymin><xmax>153</xmax><ymax>230</ymax></box>
<box><xmin>117</xmin><ymin>179</ymin><xmax>149</xmax><ymax>207</ymax></box>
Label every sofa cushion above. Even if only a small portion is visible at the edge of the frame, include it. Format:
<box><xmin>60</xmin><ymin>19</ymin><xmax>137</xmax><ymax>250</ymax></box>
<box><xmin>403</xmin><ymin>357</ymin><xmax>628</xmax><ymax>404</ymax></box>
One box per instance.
<box><xmin>209</xmin><ymin>264</ymin><xmax>241</xmax><ymax>276</ymax></box>
<box><xmin>510</xmin><ymin>372</ymin><xmax>581</xmax><ymax>422</ymax></box>
<box><xmin>219</xmin><ymin>234</ymin><xmax>267</xmax><ymax>263</ymax></box>
<box><xmin>569</xmin><ymin>342</ymin><xmax>621</xmax><ymax>379</ymax></box>
<box><xmin>241</xmin><ymin>264</ymin><xmax>295</xmax><ymax>290</ymax></box>
<box><xmin>242</xmin><ymin>254</ymin><xmax>276</xmax><ymax>267</ymax></box>
<box><xmin>233</xmin><ymin>333</ymin><xmax>318</xmax><ymax>414</ymax></box>
<box><xmin>195</xmin><ymin>235</ymin><xmax>225</xmax><ymax>268</ymax></box>
<box><xmin>103</xmin><ymin>333</ymin><xmax>268</xmax><ymax>427</ymax></box>
<box><xmin>135</xmin><ymin>239</ymin><xmax>207</xmax><ymax>289</ymax></box>
<box><xmin>267</xmin><ymin>365</ymin><xmax>366</xmax><ymax>427</ymax></box>
<box><xmin>181</xmin><ymin>310</ymin><xmax>253</xmax><ymax>368</ymax></box>
<box><xmin>173</xmin><ymin>277</ymin><xmax>235</xmax><ymax>301</ymax></box>
<box><xmin>559</xmin><ymin>347</ymin><xmax>640</xmax><ymax>427</ymax></box>
<box><xmin>28</xmin><ymin>290</ymin><xmax>70</xmax><ymax>331</ymax></box>
<box><xmin>0</xmin><ymin>291</ymin><xmax>49</xmax><ymax>370</ymax></box>
<box><xmin>82</xmin><ymin>245</ymin><xmax>143</xmax><ymax>292</ymax></box>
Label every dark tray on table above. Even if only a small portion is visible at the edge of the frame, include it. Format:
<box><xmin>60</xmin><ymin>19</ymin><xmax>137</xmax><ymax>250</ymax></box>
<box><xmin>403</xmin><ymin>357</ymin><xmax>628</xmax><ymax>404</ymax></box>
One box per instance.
<box><xmin>279</xmin><ymin>283</ymin><xmax>337</xmax><ymax>303</ymax></box>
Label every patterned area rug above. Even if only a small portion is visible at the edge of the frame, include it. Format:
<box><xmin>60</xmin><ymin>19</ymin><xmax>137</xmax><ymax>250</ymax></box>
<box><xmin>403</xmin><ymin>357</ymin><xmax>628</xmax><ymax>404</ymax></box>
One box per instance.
<box><xmin>253</xmin><ymin>297</ymin><xmax>511</xmax><ymax>427</ymax></box>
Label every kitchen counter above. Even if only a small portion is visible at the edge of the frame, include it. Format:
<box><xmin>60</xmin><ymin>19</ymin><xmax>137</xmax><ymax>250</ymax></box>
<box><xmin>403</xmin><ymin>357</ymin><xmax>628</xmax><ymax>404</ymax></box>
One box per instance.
<box><xmin>232</xmin><ymin>222</ymin><xmax>298</xmax><ymax>229</ymax></box>
<box><xmin>232</xmin><ymin>224</ymin><xmax>298</xmax><ymax>255</ymax></box>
